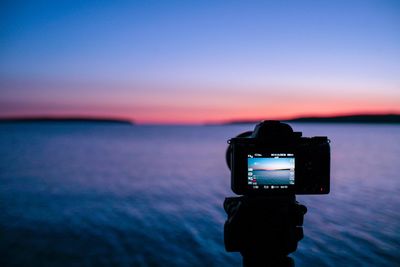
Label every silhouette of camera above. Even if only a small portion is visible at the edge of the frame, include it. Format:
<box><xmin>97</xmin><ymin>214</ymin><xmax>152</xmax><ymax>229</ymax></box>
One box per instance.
<box><xmin>226</xmin><ymin>121</ymin><xmax>330</xmax><ymax>195</ymax></box>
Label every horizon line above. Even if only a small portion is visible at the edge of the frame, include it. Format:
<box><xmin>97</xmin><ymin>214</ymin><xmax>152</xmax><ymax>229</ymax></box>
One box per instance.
<box><xmin>1</xmin><ymin>112</ymin><xmax>400</xmax><ymax>125</ymax></box>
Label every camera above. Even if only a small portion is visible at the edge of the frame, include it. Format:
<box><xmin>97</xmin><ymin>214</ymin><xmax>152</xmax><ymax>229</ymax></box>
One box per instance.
<box><xmin>226</xmin><ymin>121</ymin><xmax>330</xmax><ymax>195</ymax></box>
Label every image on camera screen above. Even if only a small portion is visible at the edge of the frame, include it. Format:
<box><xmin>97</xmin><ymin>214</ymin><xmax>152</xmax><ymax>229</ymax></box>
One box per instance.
<box><xmin>247</xmin><ymin>153</ymin><xmax>295</xmax><ymax>189</ymax></box>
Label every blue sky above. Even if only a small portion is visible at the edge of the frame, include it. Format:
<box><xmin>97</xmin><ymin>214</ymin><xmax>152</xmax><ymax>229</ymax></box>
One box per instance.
<box><xmin>249</xmin><ymin>157</ymin><xmax>294</xmax><ymax>170</ymax></box>
<box><xmin>1</xmin><ymin>0</ymin><xmax>399</xmax><ymax>123</ymax></box>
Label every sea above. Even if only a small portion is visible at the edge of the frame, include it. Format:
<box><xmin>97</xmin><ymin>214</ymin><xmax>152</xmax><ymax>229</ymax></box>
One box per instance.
<box><xmin>0</xmin><ymin>123</ymin><xmax>399</xmax><ymax>267</ymax></box>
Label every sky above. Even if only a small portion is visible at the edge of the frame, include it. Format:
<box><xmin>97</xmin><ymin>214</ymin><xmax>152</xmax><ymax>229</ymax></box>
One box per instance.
<box><xmin>249</xmin><ymin>157</ymin><xmax>294</xmax><ymax>171</ymax></box>
<box><xmin>0</xmin><ymin>0</ymin><xmax>399</xmax><ymax>124</ymax></box>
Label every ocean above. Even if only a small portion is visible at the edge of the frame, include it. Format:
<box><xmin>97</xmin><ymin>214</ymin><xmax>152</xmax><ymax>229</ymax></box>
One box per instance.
<box><xmin>0</xmin><ymin>123</ymin><xmax>399</xmax><ymax>266</ymax></box>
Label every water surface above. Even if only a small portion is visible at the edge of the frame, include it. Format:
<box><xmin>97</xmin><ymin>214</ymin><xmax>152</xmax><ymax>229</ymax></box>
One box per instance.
<box><xmin>0</xmin><ymin>123</ymin><xmax>399</xmax><ymax>266</ymax></box>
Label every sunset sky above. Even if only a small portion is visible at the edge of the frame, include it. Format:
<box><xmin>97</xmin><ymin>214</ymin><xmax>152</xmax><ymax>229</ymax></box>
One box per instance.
<box><xmin>1</xmin><ymin>0</ymin><xmax>399</xmax><ymax>124</ymax></box>
<box><xmin>249</xmin><ymin>157</ymin><xmax>294</xmax><ymax>171</ymax></box>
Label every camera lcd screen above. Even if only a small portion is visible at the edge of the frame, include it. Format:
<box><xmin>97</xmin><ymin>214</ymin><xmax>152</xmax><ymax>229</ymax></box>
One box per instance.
<box><xmin>247</xmin><ymin>153</ymin><xmax>295</xmax><ymax>190</ymax></box>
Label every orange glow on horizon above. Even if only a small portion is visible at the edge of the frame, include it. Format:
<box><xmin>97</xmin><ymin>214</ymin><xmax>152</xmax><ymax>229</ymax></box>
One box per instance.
<box><xmin>1</xmin><ymin>81</ymin><xmax>399</xmax><ymax>124</ymax></box>
<box><xmin>116</xmin><ymin>94</ymin><xmax>400</xmax><ymax>124</ymax></box>
<box><xmin>2</xmin><ymin>100</ymin><xmax>399</xmax><ymax>124</ymax></box>
<box><xmin>131</xmin><ymin>111</ymin><xmax>400</xmax><ymax>124</ymax></box>
<box><xmin>122</xmin><ymin>104</ymin><xmax>400</xmax><ymax>124</ymax></box>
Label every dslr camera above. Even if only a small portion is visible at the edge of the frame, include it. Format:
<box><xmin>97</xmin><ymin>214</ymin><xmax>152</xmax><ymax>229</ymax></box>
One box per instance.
<box><xmin>226</xmin><ymin>121</ymin><xmax>330</xmax><ymax>195</ymax></box>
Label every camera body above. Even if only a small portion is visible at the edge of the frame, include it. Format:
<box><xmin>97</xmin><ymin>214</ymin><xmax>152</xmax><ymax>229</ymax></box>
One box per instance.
<box><xmin>227</xmin><ymin>121</ymin><xmax>330</xmax><ymax>195</ymax></box>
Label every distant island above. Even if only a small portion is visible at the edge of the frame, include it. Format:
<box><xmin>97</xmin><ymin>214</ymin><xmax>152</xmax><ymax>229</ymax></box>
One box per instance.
<box><xmin>224</xmin><ymin>114</ymin><xmax>400</xmax><ymax>125</ymax></box>
<box><xmin>1</xmin><ymin>114</ymin><xmax>400</xmax><ymax>125</ymax></box>
<box><xmin>0</xmin><ymin>117</ymin><xmax>134</xmax><ymax>125</ymax></box>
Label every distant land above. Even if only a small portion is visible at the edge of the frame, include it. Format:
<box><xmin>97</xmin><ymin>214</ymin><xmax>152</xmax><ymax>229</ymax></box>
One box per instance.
<box><xmin>0</xmin><ymin>117</ymin><xmax>134</xmax><ymax>125</ymax></box>
<box><xmin>0</xmin><ymin>114</ymin><xmax>400</xmax><ymax>125</ymax></box>
<box><xmin>224</xmin><ymin>114</ymin><xmax>400</xmax><ymax>125</ymax></box>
